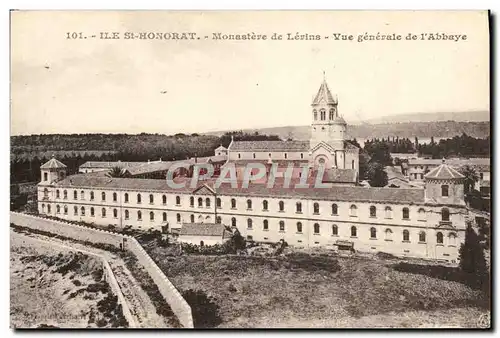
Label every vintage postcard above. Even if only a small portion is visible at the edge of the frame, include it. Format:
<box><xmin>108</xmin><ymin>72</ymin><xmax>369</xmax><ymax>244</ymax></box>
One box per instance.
<box><xmin>10</xmin><ymin>10</ymin><xmax>490</xmax><ymax>329</ymax></box>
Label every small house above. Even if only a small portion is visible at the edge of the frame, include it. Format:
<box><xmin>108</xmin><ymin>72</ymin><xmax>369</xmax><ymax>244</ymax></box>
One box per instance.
<box><xmin>178</xmin><ymin>223</ymin><xmax>233</xmax><ymax>246</ymax></box>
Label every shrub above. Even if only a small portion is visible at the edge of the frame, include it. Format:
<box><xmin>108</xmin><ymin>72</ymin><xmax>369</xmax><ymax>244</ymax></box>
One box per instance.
<box><xmin>182</xmin><ymin>289</ymin><xmax>222</xmax><ymax>328</ymax></box>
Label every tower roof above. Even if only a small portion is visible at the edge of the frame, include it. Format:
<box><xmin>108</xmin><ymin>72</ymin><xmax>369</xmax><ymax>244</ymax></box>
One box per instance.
<box><xmin>312</xmin><ymin>78</ymin><xmax>338</xmax><ymax>105</ymax></box>
<box><xmin>40</xmin><ymin>156</ymin><xmax>67</xmax><ymax>169</ymax></box>
<box><xmin>424</xmin><ymin>160</ymin><xmax>464</xmax><ymax>180</ymax></box>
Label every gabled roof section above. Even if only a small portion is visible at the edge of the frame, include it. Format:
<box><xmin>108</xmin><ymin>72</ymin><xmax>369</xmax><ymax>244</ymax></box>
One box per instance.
<box><xmin>322</xmin><ymin>168</ymin><xmax>357</xmax><ymax>184</ymax></box>
<box><xmin>193</xmin><ymin>184</ymin><xmax>216</xmax><ymax>196</ymax></box>
<box><xmin>179</xmin><ymin>223</ymin><xmax>231</xmax><ymax>238</ymax></box>
<box><xmin>229</xmin><ymin>140</ymin><xmax>310</xmax><ymax>152</ymax></box>
<box><xmin>310</xmin><ymin>141</ymin><xmax>335</xmax><ymax>154</ymax></box>
<box><xmin>40</xmin><ymin>157</ymin><xmax>67</xmax><ymax>169</ymax></box>
<box><xmin>215</xmin><ymin>145</ymin><xmax>227</xmax><ymax>151</ymax></box>
<box><xmin>424</xmin><ymin>162</ymin><xmax>465</xmax><ymax>180</ymax></box>
<box><xmin>312</xmin><ymin>79</ymin><xmax>337</xmax><ymax>105</ymax></box>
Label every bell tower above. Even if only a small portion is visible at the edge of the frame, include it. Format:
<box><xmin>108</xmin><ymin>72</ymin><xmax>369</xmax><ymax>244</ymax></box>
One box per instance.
<box><xmin>310</xmin><ymin>74</ymin><xmax>347</xmax><ymax>151</ymax></box>
<box><xmin>39</xmin><ymin>155</ymin><xmax>67</xmax><ymax>185</ymax></box>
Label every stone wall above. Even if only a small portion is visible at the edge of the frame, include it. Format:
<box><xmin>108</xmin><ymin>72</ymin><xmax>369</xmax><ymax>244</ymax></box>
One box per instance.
<box><xmin>10</xmin><ymin>212</ymin><xmax>194</xmax><ymax>328</ymax></box>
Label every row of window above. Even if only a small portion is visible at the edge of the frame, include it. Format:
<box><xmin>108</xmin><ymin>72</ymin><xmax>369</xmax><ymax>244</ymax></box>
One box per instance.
<box><xmin>313</xmin><ymin>108</ymin><xmax>336</xmax><ymax>121</ymax></box>
<box><xmin>236</xmin><ymin>153</ymin><xmax>305</xmax><ymax>160</ymax></box>
<box><xmin>46</xmin><ymin>190</ymin><xmax>451</xmax><ymax>222</ymax></box>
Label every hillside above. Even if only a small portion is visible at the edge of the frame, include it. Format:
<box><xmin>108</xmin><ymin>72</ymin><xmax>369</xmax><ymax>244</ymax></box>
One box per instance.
<box><xmin>207</xmin><ymin>121</ymin><xmax>490</xmax><ymax>141</ymax></box>
<box><xmin>359</xmin><ymin>110</ymin><xmax>490</xmax><ymax>125</ymax></box>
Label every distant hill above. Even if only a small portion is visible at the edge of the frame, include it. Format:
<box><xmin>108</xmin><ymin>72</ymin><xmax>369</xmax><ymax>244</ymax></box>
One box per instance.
<box><xmin>357</xmin><ymin>110</ymin><xmax>490</xmax><ymax>125</ymax></box>
<box><xmin>207</xmin><ymin>121</ymin><xmax>490</xmax><ymax>141</ymax></box>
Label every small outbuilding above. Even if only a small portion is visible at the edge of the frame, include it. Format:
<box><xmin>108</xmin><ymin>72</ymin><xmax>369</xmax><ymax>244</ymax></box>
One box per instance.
<box><xmin>178</xmin><ymin>223</ymin><xmax>233</xmax><ymax>246</ymax></box>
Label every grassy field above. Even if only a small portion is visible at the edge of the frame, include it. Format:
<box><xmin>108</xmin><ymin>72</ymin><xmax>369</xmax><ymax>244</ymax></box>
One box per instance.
<box><xmin>146</xmin><ymin>247</ymin><xmax>490</xmax><ymax>328</ymax></box>
<box><xmin>10</xmin><ymin>231</ymin><xmax>127</xmax><ymax>328</ymax></box>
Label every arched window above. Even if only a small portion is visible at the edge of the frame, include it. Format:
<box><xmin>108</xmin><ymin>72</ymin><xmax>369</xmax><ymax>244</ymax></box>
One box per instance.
<box><xmin>137</xmin><ymin>194</ymin><xmax>141</xmax><ymax>204</ymax></box>
<box><xmin>113</xmin><ymin>208</ymin><xmax>117</xmax><ymax>218</ymax></box>
<box><xmin>74</xmin><ymin>206</ymin><xmax>78</xmax><ymax>215</ymax></box>
<box><xmin>113</xmin><ymin>192</ymin><xmax>117</xmax><ymax>202</ymax></box>
<box><xmin>163</xmin><ymin>212</ymin><xmax>167</xmax><ymax>222</ymax></box>
<box><xmin>351</xmin><ymin>226</ymin><xmax>357</xmax><ymax>237</ymax></box>
<box><xmin>56</xmin><ymin>205</ymin><xmax>60</xmax><ymax>213</ymax></box>
<box><xmin>284</xmin><ymin>153</ymin><xmax>288</xmax><ymax>159</ymax></box>
<box><xmin>124</xmin><ymin>193</ymin><xmax>129</xmax><ymax>203</ymax></box>
<box><xmin>332</xmin><ymin>203</ymin><xmax>338</xmax><ymax>215</ymax></box>
<box><xmin>216</xmin><ymin>198</ymin><xmax>221</xmax><ymax>208</ymax></box>
<box><xmin>149</xmin><ymin>194</ymin><xmax>154</xmax><ymax>204</ymax></box>
<box><xmin>47</xmin><ymin>205</ymin><xmax>51</xmax><ymax>213</ymax></box>
<box><xmin>437</xmin><ymin>232</ymin><xmax>444</xmax><ymax>244</ymax></box>
<box><xmin>419</xmin><ymin>231</ymin><xmax>426</xmax><ymax>243</ymax></box>
<box><xmin>297</xmin><ymin>222</ymin><xmax>303</xmax><ymax>233</ymax></box>
<box><xmin>150</xmin><ymin>211</ymin><xmax>154</xmax><ymax>221</ymax></box>
<box><xmin>448</xmin><ymin>233</ymin><xmax>457</xmax><ymax>246</ymax></box>
<box><xmin>176</xmin><ymin>213</ymin><xmax>181</xmax><ymax>223</ymax></box>
<box><xmin>63</xmin><ymin>190</ymin><xmax>67</xmax><ymax>199</ymax></box>
<box><xmin>352</xmin><ymin>160</ymin><xmax>355</xmax><ymax>169</ymax></box>
<box><xmin>176</xmin><ymin>196</ymin><xmax>181</xmax><ymax>205</ymax></box>
<box><xmin>56</xmin><ymin>190</ymin><xmax>60</xmax><ymax>199</ymax></box>
<box><xmin>370</xmin><ymin>206</ymin><xmax>376</xmax><ymax>217</ymax></box>
<box><xmin>370</xmin><ymin>227</ymin><xmax>377</xmax><ymax>239</ymax></box>
<box><xmin>247</xmin><ymin>199</ymin><xmax>252</xmax><ymax>210</ymax></box>
<box><xmin>206</xmin><ymin>198</ymin><xmax>211</xmax><ymax>207</ymax></box>
<box><xmin>231</xmin><ymin>198</ymin><xmax>236</xmax><ymax>209</ymax></box>
<box><xmin>313</xmin><ymin>110</ymin><xmax>317</xmax><ymax>120</ymax></box>
<box><xmin>74</xmin><ymin>190</ymin><xmax>78</xmax><ymax>200</ymax></box>
<box><xmin>80</xmin><ymin>190</ymin><xmax>85</xmax><ymax>200</ymax></box>
<box><xmin>80</xmin><ymin>206</ymin><xmax>85</xmax><ymax>216</ymax></box>
<box><xmin>296</xmin><ymin>202</ymin><xmax>302</xmax><ymax>213</ymax></box>
<box><xmin>314</xmin><ymin>223</ymin><xmax>320</xmax><ymax>234</ymax></box>
<box><xmin>329</xmin><ymin>109</ymin><xmax>334</xmax><ymax>120</ymax></box>
<box><xmin>332</xmin><ymin>224</ymin><xmax>338</xmax><ymax>236</ymax></box>
<box><xmin>403</xmin><ymin>230</ymin><xmax>410</xmax><ymax>242</ymax></box>
<box><xmin>137</xmin><ymin>210</ymin><xmax>142</xmax><ymax>220</ymax></box>
<box><xmin>190</xmin><ymin>214</ymin><xmax>195</xmax><ymax>223</ymax></box>
<box><xmin>320</xmin><ymin>110</ymin><xmax>326</xmax><ymax>120</ymax></box>
<box><xmin>418</xmin><ymin>208</ymin><xmax>426</xmax><ymax>221</ymax></box>
<box><xmin>90</xmin><ymin>191</ymin><xmax>94</xmax><ymax>200</ymax></box>
<box><xmin>63</xmin><ymin>205</ymin><xmax>68</xmax><ymax>214</ymax></box>
<box><xmin>313</xmin><ymin>203</ymin><xmax>320</xmax><ymax>214</ymax></box>
<box><xmin>247</xmin><ymin>218</ymin><xmax>253</xmax><ymax>229</ymax></box>
<box><xmin>43</xmin><ymin>172</ymin><xmax>48</xmax><ymax>181</ymax></box>
<box><xmin>385</xmin><ymin>228</ymin><xmax>393</xmax><ymax>240</ymax></box>
<box><xmin>162</xmin><ymin>195</ymin><xmax>167</xmax><ymax>205</ymax></box>
<box><xmin>385</xmin><ymin>206</ymin><xmax>392</xmax><ymax>218</ymax></box>
<box><xmin>279</xmin><ymin>201</ymin><xmax>284</xmax><ymax>212</ymax></box>
<box><xmin>350</xmin><ymin>204</ymin><xmax>357</xmax><ymax>217</ymax></box>
<box><xmin>42</xmin><ymin>204</ymin><xmax>45</xmax><ymax>212</ymax></box>
<box><xmin>216</xmin><ymin>216</ymin><xmax>221</xmax><ymax>224</ymax></box>
<box><xmin>231</xmin><ymin>217</ymin><xmax>236</xmax><ymax>227</ymax></box>
<box><xmin>125</xmin><ymin>210</ymin><xmax>129</xmax><ymax>220</ymax></box>
<box><xmin>102</xmin><ymin>192</ymin><xmax>106</xmax><ymax>201</ymax></box>
<box><xmin>263</xmin><ymin>200</ymin><xmax>268</xmax><ymax>211</ymax></box>
<box><xmin>253</xmin><ymin>153</ymin><xmax>256</xmax><ymax>159</ymax></box>
<box><xmin>279</xmin><ymin>221</ymin><xmax>285</xmax><ymax>231</ymax></box>
<box><xmin>402</xmin><ymin>207</ymin><xmax>410</xmax><ymax>220</ymax></box>
<box><xmin>441</xmin><ymin>208</ymin><xmax>450</xmax><ymax>222</ymax></box>
<box><xmin>196</xmin><ymin>197</ymin><xmax>201</xmax><ymax>207</ymax></box>
<box><xmin>190</xmin><ymin>196</ymin><xmax>194</xmax><ymax>207</ymax></box>
<box><xmin>102</xmin><ymin>208</ymin><xmax>106</xmax><ymax>218</ymax></box>
<box><xmin>263</xmin><ymin>219</ymin><xmax>269</xmax><ymax>230</ymax></box>
<box><xmin>441</xmin><ymin>185</ymin><xmax>449</xmax><ymax>197</ymax></box>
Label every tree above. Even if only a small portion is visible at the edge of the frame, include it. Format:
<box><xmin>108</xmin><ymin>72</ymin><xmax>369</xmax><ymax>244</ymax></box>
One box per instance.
<box><xmin>459</xmin><ymin>165</ymin><xmax>479</xmax><ymax>194</ymax></box>
<box><xmin>459</xmin><ymin>225</ymin><xmax>488</xmax><ymax>291</ymax></box>
<box><xmin>106</xmin><ymin>166</ymin><xmax>127</xmax><ymax>178</ymax></box>
<box><xmin>366</xmin><ymin>162</ymin><xmax>388</xmax><ymax>187</ymax></box>
<box><xmin>358</xmin><ymin>151</ymin><xmax>370</xmax><ymax>180</ymax></box>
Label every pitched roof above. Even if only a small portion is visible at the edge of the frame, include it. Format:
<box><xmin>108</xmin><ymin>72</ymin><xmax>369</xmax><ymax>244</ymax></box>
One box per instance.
<box><xmin>322</xmin><ymin>168</ymin><xmax>357</xmax><ymax>183</ymax></box>
<box><xmin>229</xmin><ymin>140</ymin><xmax>310</xmax><ymax>152</ymax></box>
<box><xmin>312</xmin><ymin>79</ymin><xmax>337</xmax><ymax>105</ymax></box>
<box><xmin>424</xmin><ymin>163</ymin><xmax>465</xmax><ymax>180</ymax></box>
<box><xmin>40</xmin><ymin>157</ymin><xmax>67</xmax><ymax>169</ymax></box>
<box><xmin>224</xmin><ymin>159</ymin><xmax>309</xmax><ymax>167</ymax></box>
<box><xmin>215</xmin><ymin>145</ymin><xmax>227</xmax><ymax>151</ymax></box>
<box><xmin>179</xmin><ymin>223</ymin><xmax>231</xmax><ymax>238</ymax></box>
<box><xmin>54</xmin><ymin>174</ymin><xmax>426</xmax><ymax>204</ymax></box>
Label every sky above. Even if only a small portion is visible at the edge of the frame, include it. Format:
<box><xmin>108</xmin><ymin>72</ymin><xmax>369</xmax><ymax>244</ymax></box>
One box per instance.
<box><xmin>10</xmin><ymin>11</ymin><xmax>489</xmax><ymax>136</ymax></box>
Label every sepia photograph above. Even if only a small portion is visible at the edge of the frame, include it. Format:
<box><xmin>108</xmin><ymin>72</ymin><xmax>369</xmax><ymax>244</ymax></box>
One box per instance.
<box><xmin>9</xmin><ymin>10</ymin><xmax>491</xmax><ymax>329</ymax></box>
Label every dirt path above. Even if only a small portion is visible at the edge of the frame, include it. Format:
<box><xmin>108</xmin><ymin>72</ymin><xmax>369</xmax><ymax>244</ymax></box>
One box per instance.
<box><xmin>11</xmin><ymin>230</ymin><xmax>170</xmax><ymax>328</ymax></box>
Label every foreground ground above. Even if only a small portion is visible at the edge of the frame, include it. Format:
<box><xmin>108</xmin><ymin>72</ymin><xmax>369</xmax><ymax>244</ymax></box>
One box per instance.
<box><xmin>10</xmin><ymin>231</ymin><xmax>127</xmax><ymax>328</ymax></box>
<box><xmin>146</xmin><ymin>244</ymin><xmax>490</xmax><ymax>328</ymax></box>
